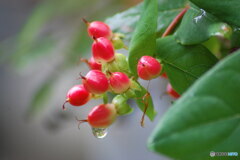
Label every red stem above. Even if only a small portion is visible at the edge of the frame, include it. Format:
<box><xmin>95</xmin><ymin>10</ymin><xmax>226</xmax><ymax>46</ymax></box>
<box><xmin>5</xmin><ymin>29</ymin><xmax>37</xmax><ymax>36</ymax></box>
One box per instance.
<box><xmin>78</xmin><ymin>72</ymin><xmax>86</xmax><ymax>80</ymax></box>
<box><xmin>75</xmin><ymin>117</ymin><xmax>88</xmax><ymax>129</ymax></box>
<box><xmin>92</xmin><ymin>36</ymin><xmax>98</xmax><ymax>42</ymax></box>
<box><xmin>140</xmin><ymin>92</ymin><xmax>150</xmax><ymax>127</ymax></box>
<box><xmin>62</xmin><ymin>99</ymin><xmax>69</xmax><ymax>110</ymax></box>
<box><xmin>161</xmin><ymin>5</ymin><xmax>189</xmax><ymax>37</ymax></box>
<box><xmin>80</xmin><ymin>58</ymin><xmax>90</xmax><ymax>68</ymax></box>
<box><xmin>82</xmin><ymin>18</ymin><xmax>90</xmax><ymax>26</ymax></box>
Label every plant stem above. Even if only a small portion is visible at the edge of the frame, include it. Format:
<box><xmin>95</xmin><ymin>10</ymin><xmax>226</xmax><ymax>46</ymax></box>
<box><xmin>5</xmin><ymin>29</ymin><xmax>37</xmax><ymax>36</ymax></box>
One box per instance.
<box><xmin>162</xmin><ymin>5</ymin><xmax>189</xmax><ymax>37</ymax></box>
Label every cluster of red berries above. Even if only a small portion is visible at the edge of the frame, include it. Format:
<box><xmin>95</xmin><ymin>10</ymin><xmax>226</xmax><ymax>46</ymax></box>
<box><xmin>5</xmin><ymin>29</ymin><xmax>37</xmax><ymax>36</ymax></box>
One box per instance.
<box><xmin>62</xmin><ymin>19</ymin><xmax>180</xmax><ymax>132</ymax></box>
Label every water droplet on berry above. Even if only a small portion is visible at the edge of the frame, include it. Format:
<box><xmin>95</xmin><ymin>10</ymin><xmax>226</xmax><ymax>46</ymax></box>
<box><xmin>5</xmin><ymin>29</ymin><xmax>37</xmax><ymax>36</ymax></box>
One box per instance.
<box><xmin>91</xmin><ymin>127</ymin><xmax>108</xmax><ymax>139</ymax></box>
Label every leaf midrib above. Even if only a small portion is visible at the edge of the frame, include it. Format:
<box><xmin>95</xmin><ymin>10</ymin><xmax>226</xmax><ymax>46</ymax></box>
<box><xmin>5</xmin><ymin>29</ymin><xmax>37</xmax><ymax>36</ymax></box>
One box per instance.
<box><xmin>161</xmin><ymin>58</ymin><xmax>199</xmax><ymax>79</ymax></box>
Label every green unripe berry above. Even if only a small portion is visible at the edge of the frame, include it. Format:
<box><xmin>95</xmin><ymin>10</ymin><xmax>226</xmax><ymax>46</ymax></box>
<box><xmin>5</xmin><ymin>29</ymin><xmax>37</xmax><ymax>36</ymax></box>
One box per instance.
<box><xmin>102</xmin><ymin>53</ymin><xmax>131</xmax><ymax>76</ymax></box>
<box><xmin>112</xmin><ymin>95</ymin><xmax>133</xmax><ymax>115</ymax></box>
<box><xmin>111</xmin><ymin>33</ymin><xmax>126</xmax><ymax>49</ymax></box>
<box><xmin>123</xmin><ymin>89</ymin><xmax>136</xmax><ymax>98</ymax></box>
<box><xmin>122</xmin><ymin>80</ymin><xmax>142</xmax><ymax>98</ymax></box>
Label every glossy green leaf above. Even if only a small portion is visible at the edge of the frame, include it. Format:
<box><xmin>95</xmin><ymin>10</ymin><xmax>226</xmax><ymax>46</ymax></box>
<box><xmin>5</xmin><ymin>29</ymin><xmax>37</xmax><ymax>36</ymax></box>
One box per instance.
<box><xmin>105</xmin><ymin>4</ymin><xmax>142</xmax><ymax>40</ymax></box>
<box><xmin>157</xmin><ymin>0</ymin><xmax>188</xmax><ymax>36</ymax></box>
<box><xmin>190</xmin><ymin>0</ymin><xmax>240</xmax><ymax>27</ymax></box>
<box><xmin>202</xmin><ymin>37</ymin><xmax>221</xmax><ymax>59</ymax></box>
<box><xmin>106</xmin><ymin>0</ymin><xmax>188</xmax><ymax>40</ymax></box>
<box><xmin>156</xmin><ymin>36</ymin><xmax>218</xmax><ymax>94</ymax></box>
<box><xmin>128</xmin><ymin>0</ymin><xmax>158</xmax><ymax>77</ymax></box>
<box><xmin>176</xmin><ymin>5</ymin><xmax>232</xmax><ymax>45</ymax></box>
<box><xmin>148</xmin><ymin>49</ymin><xmax>240</xmax><ymax>159</ymax></box>
<box><xmin>135</xmin><ymin>85</ymin><xmax>157</xmax><ymax>121</ymax></box>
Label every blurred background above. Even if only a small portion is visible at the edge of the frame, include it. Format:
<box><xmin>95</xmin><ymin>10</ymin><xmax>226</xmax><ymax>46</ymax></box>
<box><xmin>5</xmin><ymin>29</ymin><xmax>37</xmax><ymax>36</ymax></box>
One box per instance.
<box><xmin>0</xmin><ymin>0</ymin><xmax>173</xmax><ymax>159</ymax></box>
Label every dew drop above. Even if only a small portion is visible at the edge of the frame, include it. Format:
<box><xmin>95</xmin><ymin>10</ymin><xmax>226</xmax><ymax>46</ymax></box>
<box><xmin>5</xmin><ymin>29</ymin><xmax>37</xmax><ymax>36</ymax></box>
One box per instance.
<box><xmin>194</xmin><ymin>9</ymin><xmax>206</xmax><ymax>24</ymax></box>
<box><xmin>91</xmin><ymin>127</ymin><xmax>108</xmax><ymax>139</ymax></box>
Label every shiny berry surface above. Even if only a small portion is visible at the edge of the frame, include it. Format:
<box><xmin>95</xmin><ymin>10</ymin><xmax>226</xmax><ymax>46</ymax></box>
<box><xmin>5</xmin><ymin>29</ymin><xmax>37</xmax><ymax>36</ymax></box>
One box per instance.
<box><xmin>67</xmin><ymin>85</ymin><xmax>91</xmax><ymax>106</ymax></box>
<box><xmin>167</xmin><ymin>83</ymin><xmax>180</xmax><ymax>98</ymax></box>
<box><xmin>137</xmin><ymin>56</ymin><xmax>162</xmax><ymax>80</ymax></box>
<box><xmin>88</xmin><ymin>21</ymin><xmax>112</xmax><ymax>39</ymax></box>
<box><xmin>161</xmin><ymin>72</ymin><xmax>168</xmax><ymax>78</ymax></box>
<box><xmin>109</xmin><ymin>72</ymin><xmax>130</xmax><ymax>93</ymax></box>
<box><xmin>88</xmin><ymin>104</ymin><xmax>117</xmax><ymax>128</ymax></box>
<box><xmin>88</xmin><ymin>56</ymin><xmax>102</xmax><ymax>70</ymax></box>
<box><xmin>82</xmin><ymin>70</ymin><xmax>109</xmax><ymax>94</ymax></box>
<box><xmin>92</xmin><ymin>37</ymin><xmax>115</xmax><ymax>63</ymax></box>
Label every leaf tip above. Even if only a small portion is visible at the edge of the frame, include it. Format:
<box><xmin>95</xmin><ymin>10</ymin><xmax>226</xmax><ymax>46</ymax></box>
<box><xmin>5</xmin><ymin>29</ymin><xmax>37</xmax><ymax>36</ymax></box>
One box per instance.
<box><xmin>150</xmin><ymin>110</ymin><xmax>157</xmax><ymax>121</ymax></box>
<box><xmin>147</xmin><ymin>135</ymin><xmax>159</xmax><ymax>153</ymax></box>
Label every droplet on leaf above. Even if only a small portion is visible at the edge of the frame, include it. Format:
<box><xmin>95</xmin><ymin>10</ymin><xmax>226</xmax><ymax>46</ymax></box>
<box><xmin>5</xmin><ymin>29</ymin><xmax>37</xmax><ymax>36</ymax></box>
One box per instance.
<box><xmin>194</xmin><ymin>9</ymin><xmax>206</xmax><ymax>24</ymax></box>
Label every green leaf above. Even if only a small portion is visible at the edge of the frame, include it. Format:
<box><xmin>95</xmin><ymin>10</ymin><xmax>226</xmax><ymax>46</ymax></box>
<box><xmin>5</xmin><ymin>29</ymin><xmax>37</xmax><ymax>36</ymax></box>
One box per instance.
<box><xmin>156</xmin><ymin>36</ymin><xmax>218</xmax><ymax>94</ymax></box>
<box><xmin>106</xmin><ymin>0</ymin><xmax>188</xmax><ymax>40</ymax></box>
<box><xmin>190</xmin><ymin>0</ymin><xmax>240</xmax><ymax>27</ymax></box>
<box><xmin>156</xmin><ymin>0</ymin><xmax>188</xmax><ymax>36</ymax></box>
<box><xmin>202</xmin><ymin>37</ymin><xmax>221</xmax><ymax>56</ymax></box>
<box><xmin>128</xmin><ymin>0</ymin><xmax>158</xmax><ymax>77</ymax></box>
<box><xmin>135</xmin><ymin>85</ymin><xmax>157</xmax><ymax>121</ymax></box>
<box><xmin>105</xmin><ymin>4</ymin><xmax>143</xmax><ymax>40</ymax></box>
<box><xmin>176</xmin><ymin>5</ymin><xmax>232</xmax><ymax>45</ymax></box>
<box><xmin>148</xmin><ymin>49</ymin><xmax>240</xmax><ymax>159</ymax></box>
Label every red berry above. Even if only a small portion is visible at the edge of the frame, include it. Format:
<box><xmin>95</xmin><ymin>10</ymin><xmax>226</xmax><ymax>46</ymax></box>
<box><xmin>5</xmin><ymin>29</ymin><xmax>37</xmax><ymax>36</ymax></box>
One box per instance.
<box><xmin>83</xmin><ymin>18</ymin><xmax>112</xmax><ymax>39</ymax></box>
<box><xmin>88</xmin><ymin>57</ymin><xmax>102</xmax><ymax>70</ymax></box>
<box><xmin>161</xmin><ymin>72</ymin><xmax>168</xmax><ymax>78</ymax></box>
<box><xmin>92</xmin><ymin>37</ymin><xmax>115</xmax><ymax>63</ymax></box>
<box><xmin>137</xmin><ymin>56</ymin><xmax>162</xmax><ymax>80</ymax></box>
<box><xmin>82</xmin><ymin>70</ymin><xmax>109</xmax><ymax>94</ymax></box>
<box><xmin>88</xmin><ymin>104</ymin><xmax>117</xmax><ymax>128</ymax></box>
<box><xmin>167</xmin><ymin>83</ymin><xmax>180</xmax><ymax>99</ymax></box>
<box><xmin>109</xmin><ymin>72</ymin><xmax>130</xmax><ymax>93</ymax></box>
<box><xmin>81</xmin><ymin>57</ymin><xmax>102</xmax><ymax>71</ymax></box>
<box><xmin>63</xmin><ymin>85</ymin><xmax>91</xmax><ymax>110</ymax></box>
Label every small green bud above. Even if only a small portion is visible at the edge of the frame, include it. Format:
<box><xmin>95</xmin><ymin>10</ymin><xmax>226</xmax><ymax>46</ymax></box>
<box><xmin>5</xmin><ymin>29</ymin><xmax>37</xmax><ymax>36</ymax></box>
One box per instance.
<box><xmin>112</xmin><ymin>38</ymin><xmax>125</xmax><ymax>49</ymax></box>
<box><xmin>102</xmin><ymin>53</ymin><xmax>131</xmax><ymax>76</ymax></box>
<box><xmin>210</xmin><ymin>23</ymin><xmax>232</xmax><ymax>39</ymax></box>
<box><xmin>112</xmin><ymin>95</ymin><xmax>133</xmax><ymax>115</ymax></box>
<box><xmin>123</xmin><ymin>88</ymin><xmax>136</xmax><ymax>98</ymax></box>
<box><xmin>111</xmin><ymin>33</ymin><xmax>126</xmax><ymax>50</ymax></box>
